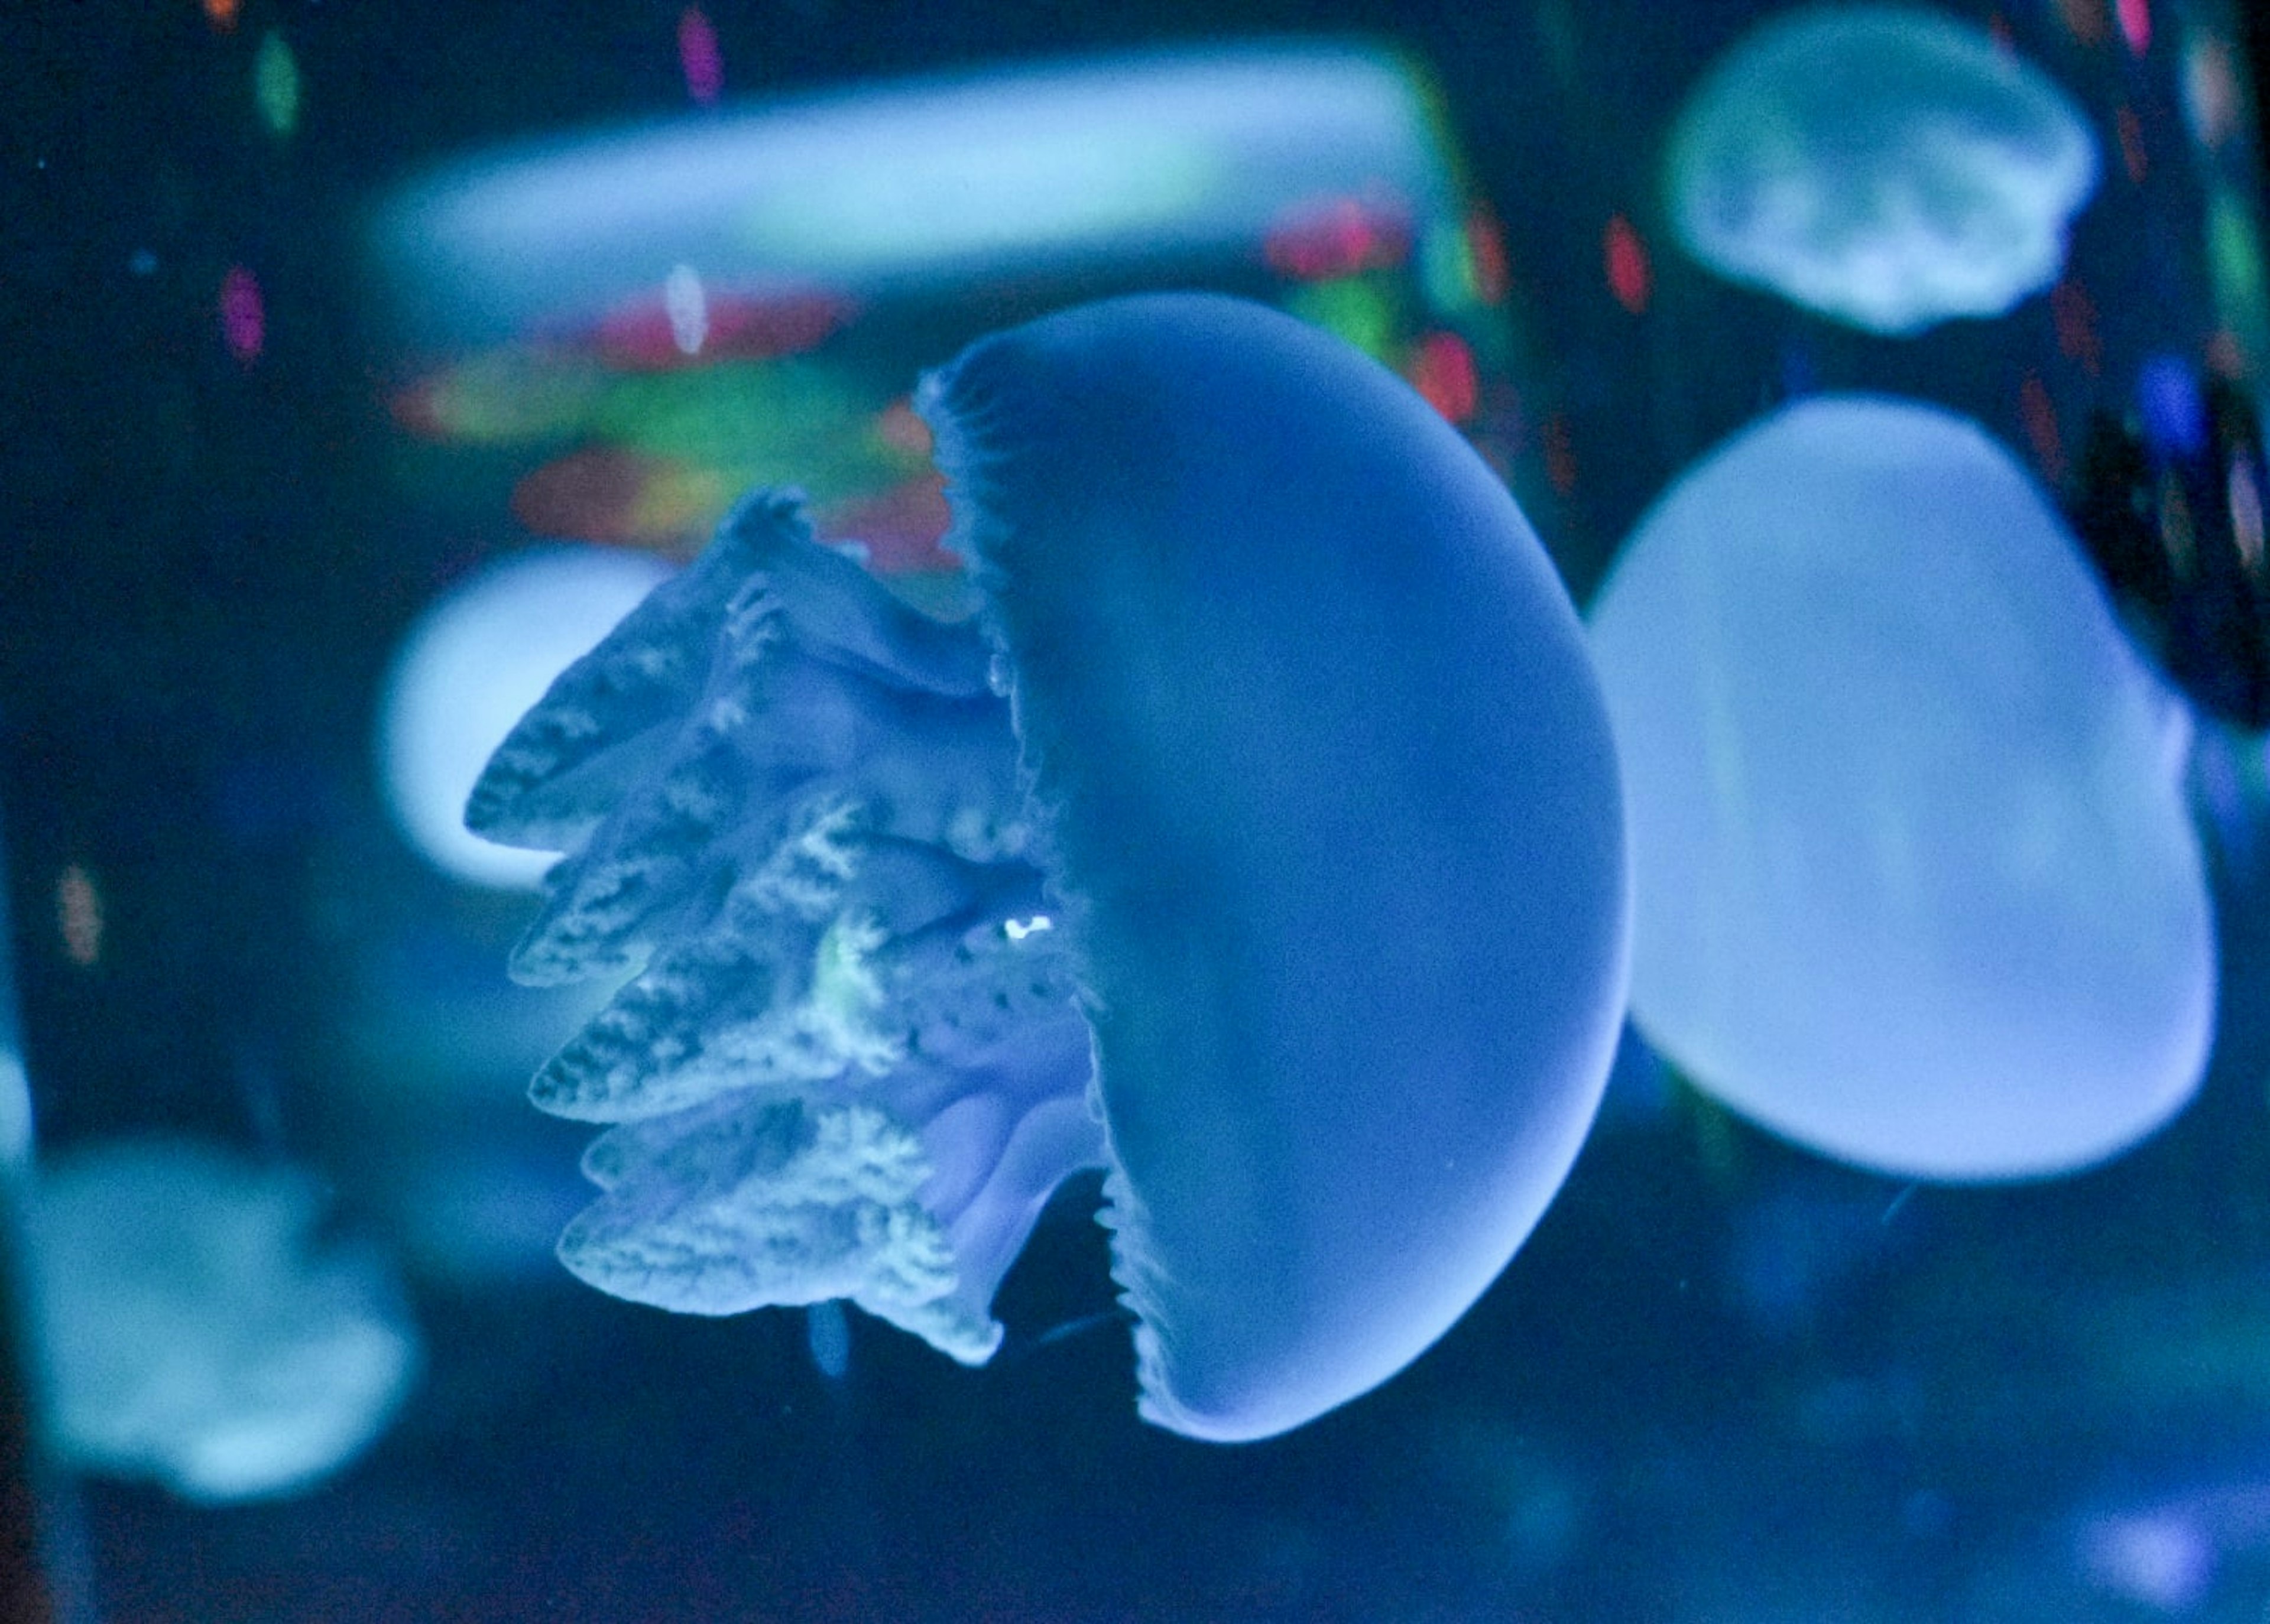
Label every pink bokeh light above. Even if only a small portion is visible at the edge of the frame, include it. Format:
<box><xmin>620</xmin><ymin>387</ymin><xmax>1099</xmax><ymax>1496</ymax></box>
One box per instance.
<box><xmin>219</xmin><ymin>264</ymin><xmax>264</xmax><ymax>363</ymax></box>
<box><xmin>678</xmin><ymin>8</ymin><xmax>723</xmax><ymax>108</ymax></box>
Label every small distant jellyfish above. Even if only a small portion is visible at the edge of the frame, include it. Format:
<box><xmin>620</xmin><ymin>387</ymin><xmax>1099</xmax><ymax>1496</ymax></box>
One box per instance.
<box><xmin>1588</xmin><ymin>395</ymin><xmax>2213</xmax><ymax>1181</ymax></box>
<box><xmin>1665</xmin><ymin>4</ymin><xmax>2100</xmax><ymax>336</ymax></box>
<box><xmin>468</xmin><ymin>293</ymin><xmax>1629</xmax><ymax>1441</ymax></box>
<box><xmin>23</xmin><ymin>1139</ymin><xmax>420</xmax><ymax>1503</ymax></box>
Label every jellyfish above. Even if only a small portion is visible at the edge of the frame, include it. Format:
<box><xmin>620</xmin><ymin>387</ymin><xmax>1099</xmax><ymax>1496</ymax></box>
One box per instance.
<box><xmin>377</xmin><ymin>544</ymin><xmax>673</xmax><ymax>889</ymax></box>
<box><xmin>1664</xmin><ymin>4</ymin><xmax>2099</xmax><ymax>336</ymax></box>
<box><xmin>468</xmin><ymin>293</ymin><xmax>1629</xmax><ymax>1441</ymax></box>
<box><xmin>22</xmin><ymin>1138</ymin><xmax>420</xmax><ymax>1503</ymax></box>
<box><xmin>1588</xmin><ymin>395</ymin><xmax>2213</xmax><ymax>1181</ymax></box>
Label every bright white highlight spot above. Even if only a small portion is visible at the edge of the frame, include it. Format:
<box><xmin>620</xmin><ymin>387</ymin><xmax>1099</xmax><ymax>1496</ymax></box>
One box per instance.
<box><xmin>377</xmin><ymin>547</ymin><xmax>672</xmax><ymax>888</ymax></box>
<box><xmin>25</xmin><ymin>1139</ymin><xmax>420</xmax><ymax>1503</ymax></box>
<box><xmin>664</xmin><ymin>262</ymin><xmax>707</xmax><ymax>356</ymax></box>
<box><xmin>1003</xmin><ymin>915</ymin><xmax>1052</xmax><ymax>941</ymax></box>
<box><xmin>1665</xmin><ymin>4</ymin><xmax>2099</xmax><ymax>334</ymax></box>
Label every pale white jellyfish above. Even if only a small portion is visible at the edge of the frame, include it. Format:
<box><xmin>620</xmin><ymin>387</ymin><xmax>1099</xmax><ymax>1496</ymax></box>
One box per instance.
<box><xmin>23</xmin><ymin>1139</ymin><xmax>420</xmax><ymax>1503</ymax></box>
<box><xmin>1665</xmin><ymin>4</ymin><xmax>2099</xmax><ymax>336</ymax></box>
<box><xmin>1588</xmin><ymin>395</ymin><xmax>2213</xmax><ymax>1180</ymax></box>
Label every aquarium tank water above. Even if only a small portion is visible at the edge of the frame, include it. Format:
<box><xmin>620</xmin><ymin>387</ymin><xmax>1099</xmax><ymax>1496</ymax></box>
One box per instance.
<box><xmin>5</xmin><ymin>1</ymin><xmax>2270</xmax><ymax>1619</ymax></box>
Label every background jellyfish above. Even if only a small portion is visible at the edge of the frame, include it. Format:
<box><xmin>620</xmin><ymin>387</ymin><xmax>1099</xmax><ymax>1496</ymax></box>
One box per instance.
<box><xmin>377</xmin><ymin>545</ymin><xmax>674</xmax><ymax>889</ymax></box>
<box><xmin>1664</xmin><ymin>4</ymin><xmax>2100</xmax><ymax>336</ymax></box>
<box><xmin>469</xmin><ymin>293</ymin><xmax>1629</xmax><ymax>1441</ymax></box>
<box><xmin>1587</xmin><ymin>394</ymin><xmax>2213</xmax><ymax>1181</ymax></box>
<box><xmin>22</xmin><ymin>1138</ymin><xmax>420</xmax><ymax>1503</ymax></box>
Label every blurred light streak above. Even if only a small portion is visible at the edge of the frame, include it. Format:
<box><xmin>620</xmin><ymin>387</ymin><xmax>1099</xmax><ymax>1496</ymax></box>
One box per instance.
<box><xmin>2116</xmin><ymin>105</ymin><xmax>2147</xmax><ymax>183</ymax></box>
<box><xmin>2117</xmin><ymin>0</ymin><xmax>2151</xmax><ymax>57</ymax></box>
<box><xmin>2051</xmin><ymin>277</ymin><xmax>2103</xmax><ymax>375</ymax></box>
<box><xmin>591</xmin><ymin>286</ymin><xmax>842</xmax><ymax>370</ymax></box>
<box><xmin>2183</xmin><ymin>33</ymin><xmax>2242</xmax><ymax>150</ymax></box>
<box><xmin>391</xmin><ymin>351</ymin><xmax>602</xmax><ymax>442</ymax></box>
<box><xmin>219</xmin><ymin>264</ymin><xmax>264</xmax><ymax>363</ymax></box>
<box><xmin>369</xmin><ymin>46</ymin><xmax>1455</xmax><ymax>350</ymax></box>
<box><xmin>2232</xmin><ymin>459</ymin><xmax>2264</xmax><ymax>574</ymax></box>
<box><xmin>202</xmin><ymin>0</ymin><xmax>239</xmax><ymax>32</ymax></box>
<box><xmin>2207</xmin><ymin>189</ymin><xmax>2270</xmax><ymax>367</ymax></box>
<box><xmin>1408</xmin><ymin>330</ymin><xmax>1478</xmax><ymax>423</ymax></box>
<box><xmin>1264</xmin><ymin>196</ymin><xmax>1409</xmax><ymax>280</ymax></box>
<box><xmin>663</xmin><ymin>264</ymin><xmax>708</xmax><ymax>356</ymax></box>
<box><xmin>2019</xmin><ymin>372</ymin><xmax>2067</xmax><ymax>485</ymax></box>
<box><xmin>55</xmin><ymin>865</ymin><xmax>100</xmax><ymax>969</ymax></box>
<box><xmin>510</xmin><ymin>448</ymin><xmax>727</xmax><ymax>547</ymax></box>
<box><xmin>1603</xmin><ymin>215</ymin><xmax>1650</xmax><ymax>314</ymax></box>
<box><xmin>255</xmin><ymin>31</ymin><xmax>300</xmax><ymax>138</ymax></box>
<box><xmin>678</xmin><ymin>7</ymin><xmax>723</xmax><ymax>108</ymax></box>
<box><xmin>1464</xmin><ymin>209</ymin><xmax>1510</xmax><ymax>304</ymax></box>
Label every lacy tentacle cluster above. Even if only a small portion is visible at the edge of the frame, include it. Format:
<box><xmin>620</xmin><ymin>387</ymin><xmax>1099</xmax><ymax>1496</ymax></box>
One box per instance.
<box><xmin>468</xmin><ymin>492</ymin><xmax>1104</xmax><ymax>1361</ymax></box>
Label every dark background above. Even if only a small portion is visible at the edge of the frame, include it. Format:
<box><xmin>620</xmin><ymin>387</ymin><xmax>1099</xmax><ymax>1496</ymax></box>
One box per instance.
<box><xmin>7</xmin><ymin>2</ymin><xmax>2270</xmax><ymax>1619</ymax></box>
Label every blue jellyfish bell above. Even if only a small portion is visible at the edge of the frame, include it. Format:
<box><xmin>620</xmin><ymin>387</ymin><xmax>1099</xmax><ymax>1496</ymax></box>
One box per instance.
<box><xmin>466</xmin><ymin>294</ymin><xmax>1631</xmax><ymax>1441</ymax></box>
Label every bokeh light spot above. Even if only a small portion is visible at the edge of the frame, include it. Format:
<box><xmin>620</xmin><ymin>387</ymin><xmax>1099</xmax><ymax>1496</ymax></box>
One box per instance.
<box><xmin>255</xmin><ymin>31</ymin><xmax>300</xmax><ymax>138</ymax></box>
<box><xmin>56</xmin><ymin>864</ymin><xmax>101</xmax><ymax>968</ymax></box>
<box><xmin>219</xmin><ymin>265</ymin><xmax>264</xmax><ymax>363</ymax></box>
<box><xmin>1604</xmin><ymin>215</ymin><xmax>1650</xmax><ymax>314</ymax></box>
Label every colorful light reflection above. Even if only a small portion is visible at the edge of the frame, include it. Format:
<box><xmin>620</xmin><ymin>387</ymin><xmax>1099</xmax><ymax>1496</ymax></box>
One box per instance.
<box><xmin>369</xmin><ymin>46</ymin><xmax>1530</xmax><ymax>575</ymax></box>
